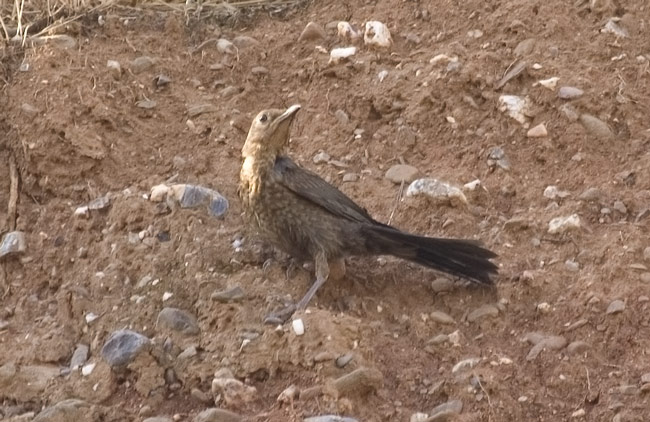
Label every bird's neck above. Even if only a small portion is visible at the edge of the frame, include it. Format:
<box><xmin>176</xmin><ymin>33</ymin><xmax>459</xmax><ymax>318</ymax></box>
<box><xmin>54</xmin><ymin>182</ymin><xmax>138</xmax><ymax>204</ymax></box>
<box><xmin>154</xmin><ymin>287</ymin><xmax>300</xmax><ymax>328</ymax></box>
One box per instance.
<box><xmin>240</xmin><ymin>145</ymin><xmax>279</xmax><ymax>196</ymax></box>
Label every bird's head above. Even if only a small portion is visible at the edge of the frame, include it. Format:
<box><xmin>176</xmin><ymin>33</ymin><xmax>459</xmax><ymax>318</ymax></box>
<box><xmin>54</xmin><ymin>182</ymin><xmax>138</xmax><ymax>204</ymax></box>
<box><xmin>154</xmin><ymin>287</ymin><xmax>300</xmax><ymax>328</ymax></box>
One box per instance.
<box><xmin>242</xmin><ymin>104</ymin><xmax>301</xmax><ymax>157</ymax></box>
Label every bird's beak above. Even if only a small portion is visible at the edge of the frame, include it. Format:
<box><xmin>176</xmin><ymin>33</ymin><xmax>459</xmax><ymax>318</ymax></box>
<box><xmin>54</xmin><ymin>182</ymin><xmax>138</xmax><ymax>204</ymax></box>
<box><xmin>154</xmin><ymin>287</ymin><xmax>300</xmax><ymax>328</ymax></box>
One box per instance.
<box><xmin>276</xmin><ymin>104</ymin><xmax>301</xmax><ymax>124</ymax></box>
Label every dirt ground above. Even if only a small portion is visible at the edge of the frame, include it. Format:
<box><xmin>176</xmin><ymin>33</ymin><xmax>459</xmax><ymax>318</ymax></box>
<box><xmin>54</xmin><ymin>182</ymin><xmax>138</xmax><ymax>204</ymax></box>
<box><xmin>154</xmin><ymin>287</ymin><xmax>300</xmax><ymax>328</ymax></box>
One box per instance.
<box><xmin>1</xmin><ymin>0</ymin><xmax>650</xmax><ymax>421</ymax></box>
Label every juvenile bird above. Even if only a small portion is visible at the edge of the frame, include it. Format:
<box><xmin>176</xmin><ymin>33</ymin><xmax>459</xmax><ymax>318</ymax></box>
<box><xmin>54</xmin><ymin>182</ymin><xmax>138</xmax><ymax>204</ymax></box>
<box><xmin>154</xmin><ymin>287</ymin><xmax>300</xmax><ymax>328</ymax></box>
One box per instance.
<box><xmin>239</xmin><ymin>105</ymin><xmax>498</xmax><ymax>324</ymax></box>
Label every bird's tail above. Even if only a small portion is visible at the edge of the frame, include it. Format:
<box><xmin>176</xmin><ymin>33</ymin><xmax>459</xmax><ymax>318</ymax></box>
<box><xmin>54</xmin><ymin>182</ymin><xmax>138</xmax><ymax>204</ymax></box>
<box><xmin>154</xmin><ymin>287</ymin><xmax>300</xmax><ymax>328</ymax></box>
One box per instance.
<box><xmin>362</xmin><ymin>225</ymin><xmax>498</xmax><ymax>284</ymax></box>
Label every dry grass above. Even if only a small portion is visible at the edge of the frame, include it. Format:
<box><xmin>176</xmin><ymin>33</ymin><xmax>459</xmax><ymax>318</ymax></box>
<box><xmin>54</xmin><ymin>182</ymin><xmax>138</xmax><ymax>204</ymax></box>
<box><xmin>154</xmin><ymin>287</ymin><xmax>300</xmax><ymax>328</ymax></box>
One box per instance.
<box><xmin>0</xmin><ymin>0</ymin><xmax>302</xmax><ymax>45</ymax></box>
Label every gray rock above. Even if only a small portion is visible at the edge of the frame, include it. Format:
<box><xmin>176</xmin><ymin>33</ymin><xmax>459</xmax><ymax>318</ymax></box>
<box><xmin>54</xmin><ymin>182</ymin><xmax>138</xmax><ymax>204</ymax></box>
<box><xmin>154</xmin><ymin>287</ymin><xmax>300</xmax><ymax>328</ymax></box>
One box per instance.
<box><xmin>428</xmin><ymin>399</ymin><xmax>463</xmax><ymax>421</ymax></box>
<box><xmin>101</xmin><ymin>330</ymin><xmax>151</xmax><ymax>368</ymax></box>
<box><xmin>154</xmin><ymin>74</ymin><xmax>172</xmax><ymax>87</ymax></box>
<box><xmin>136</xmin><ymin>99</ymin><xmax>157</xmax><ymax>109</ymax></box>
<box><xmin>299</xmin><ymin>22</ymin><xmax>327</xmax><ymax>42</ymax></box>
<box><xmin>173</xmin><ymin>184</ymin><xmax>229</xmax><ymax>218</ymax></box>
<box><xmin>187</xmin><ymin>104</ymin><xmax>217</xmax><ymax>117</ymax></box>
<box><xmin>251</xmin><ymin>66</ymin><xmax>268</xmax><ymax>75</ymax></box>
<box><xmin>336</xmin><ymin>353</ymin><xmax>354</xmax><ymax>368</ymax></box>
<box><xmin>0</xmin><ymin>231</ymin><xmax>26</xmax><ymax>257</ymax></box>
<box><xmin>606</xmin><ymin>299</ymin><xmax>625</xmax><ymax>315</ymax></box>
<box><xmin>431</xmin><ymin>278</ymin><xmax>454</xmax><ymax>293</ymax></box>
<box><xmin>304</xmin><ymin>416</ymin><xmax>359</xmax><ymax>422</ymax></box>
<box><xmin>211</xmin><ymin>286</ymin><xmax>245</xmax><ymax>303</ymax></box>
<box><xmin>130</xmin><ymin>56</ymin><xmax>155</xmax><ymax>74</ymax></box>
<box><xmin>513</xmin><ymin>38</ymin><xmax>536</xmax><ymax>56</ymax></box>
<box><xmin>385</xmin><ymin>164</ymin><xmax>420</xmax><ymax>184</ymax></box>
<box><xmin>430</xmin><ymin>311</ymin><xmax>455</xmax><ymax>325</ymax></box>
<box><xmin>613</xmin><ymin>200</ymin><xmax>627</xmax><ymax>214</ymax></box>
<box><xmin>559</xmin><ymin>103</ymin><xmax>580</xmax><ymax>122</ymax></box>
<box><xmin>313</xmin><ymin>151</ymin><xmax>331</xmax><ymax>164</ymax></box>
<box><xmin>526</xmin><ymin>335</ymin><xmax>567</xmax><ymax>361</ymax></box>
<box><xmin>579</xmin><ymin>114</ymin><xmax>614</xmax><ymax>140</ymax></box>
<box><xmin>107</xmin><ymin>60</ymin><xmax>121</xmax><ymax>79</ymax></box>
<box><xmin>194</xmin><ymin>408</ymin><xmax>242</xmax><ymax>422</ymax></box>
<box><xmin>558</xmin><ymin>86</ymin><xmax>584</xmax><ymax>99</ymax></box>
<box><xmin>33</xmin><ymin>399</ymin><xmax>90</xmax><ymax>422</ymax></box>
<box><xmin>487</xmin><ymin>147</ymin><xmax>510</xmax><ymax>171</ymax></box>
<box><xmin>70</xmin><ymin>344</ymin><xmax>89</xmax><ymax>369</ymax></box>
<box><xmin>579</xmin><ymin>188</ymin><xmax>603</xmax><ymax>202</ymax></box>
<box><xmin>334</xmin><ymin>109</ymin><xmax>349</xmax><ymax>124</ymax></box>
<box><xmin>467</xmin><ymin>304</ymin><xmax>499</xmax><ymax>322</ymax></box>
<box><xmin>342</xmin><ymin>173</ymin><xmax>359</xmax><ymax>183</ymax></box>
<box><xmin>232</xmin><ymin>36</ymin><xmax>260</xmax><ymax>49</ymax></box>
<box><xmin>21</xmin><ymin>103</ymin><xmax>40</xmax><ymax>116</ymax></box>
<box><xmin>567</xmin><ymin>341</ymin><xmax>589</xmax><ymax>355</ymax></box>
<box><xmin>156</xmin><ymin>308</ymin><xmax>200</xmax><ymax>335</ymax></box>
<box><xmin>178</xmin><ymin>345</ymin><xmax>198</xmax><ymax>360</ymax></box>
<box><xmin>641</xmin><ymin>373</ymin><xmax>650</xmax><ymax>384</ymax></box>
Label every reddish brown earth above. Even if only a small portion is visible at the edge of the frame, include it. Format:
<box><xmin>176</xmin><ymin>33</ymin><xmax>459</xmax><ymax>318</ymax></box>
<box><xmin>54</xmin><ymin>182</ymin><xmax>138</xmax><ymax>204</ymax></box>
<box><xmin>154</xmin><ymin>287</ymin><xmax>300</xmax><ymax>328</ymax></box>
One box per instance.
<box><xmin>1</xmin><ymin>0</ymin><xmax>650</xmax><ymax>421</ymax></box>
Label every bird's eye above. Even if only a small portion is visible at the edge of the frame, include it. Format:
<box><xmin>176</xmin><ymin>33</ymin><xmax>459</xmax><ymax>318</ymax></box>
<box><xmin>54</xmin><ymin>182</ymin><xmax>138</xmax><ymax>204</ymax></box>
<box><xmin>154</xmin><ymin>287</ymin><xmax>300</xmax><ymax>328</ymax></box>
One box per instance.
<box><xmin>259</xmin><ymin>114</ymin><xmax>268</xmax><ymax>123</ymax></box>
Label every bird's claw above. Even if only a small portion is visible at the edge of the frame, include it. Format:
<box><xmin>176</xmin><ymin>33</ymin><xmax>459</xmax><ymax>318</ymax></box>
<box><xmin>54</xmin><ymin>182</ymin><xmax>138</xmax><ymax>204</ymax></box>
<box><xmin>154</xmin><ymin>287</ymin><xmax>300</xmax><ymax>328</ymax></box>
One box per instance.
<box><xmin>263</xmin><ymin>303</ymin><xmax>297</xmax><ymax>325</ymax></box>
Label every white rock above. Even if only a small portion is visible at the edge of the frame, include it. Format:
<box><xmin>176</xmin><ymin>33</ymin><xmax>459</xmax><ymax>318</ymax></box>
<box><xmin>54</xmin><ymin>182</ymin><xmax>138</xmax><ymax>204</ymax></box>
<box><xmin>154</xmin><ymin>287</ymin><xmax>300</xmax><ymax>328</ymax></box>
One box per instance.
<box><xmin>537</xmin><ymin>302</ymin><xmax>551</xmax><ymax>313</ymax></box>
<box><xmin>364</xmin><ymin>21</ymin><xmax>392</xmax><ymax>48</ymax></box>
<box><xmin>498</xmin><ymin>95</ymin><xmax>531</xmax><ymax>126</ymax></box>
<box><xmin>292</xmin><ymin>318</ymin><xmax>305</xmax><ymax>336</ymax></box>
<box><xmin>407</xmin><ymin>178</ymin><xmax>468</xmax><ymax>206</ymax></box>
<box><xmin>527</xmin><ymin>123</ymin><xmax>548</xmax><ymax>138</ymax></box>
<box><xmin>378</xmin><ymin>70</ymin><xmax>389</xmax><ymax>82</ymax></box>
<box><xmin>81</xmin><ymin>362</ymin><xmax>96</xmax><ymax>376</ymax></box>
<box><xmin>217</xmin><ymin>39</ymin><xmax>236</xmax><ymax>55</ymax></box>
<box><xmin>451</xmin><ymin>357</ymin><xmax>481</xmax><ymax>374</ymax></box>
<box><xmin>337</xmin><ymin>21</ymin><xmax>361</xmax><ymax>41</ymax></box>
<box><xmin>150</xmin><ymin>184</ymin><xmax>170</xmax><ymax>202</ymax></box>
<box><xmin>313</xmin><ymin>151</ymin><xmax>330</xmax><ymax>164</ymax></box>
<box><xmin>85</xmin><ymin>312</ymin><xmax>99</xmax><ymax>324</ymax></box>
<box><xmin>463</xmin><ymin>179</ymin><xmax>481</xmax><ymax>191</ymax></box>
<box><xmin>162</xmin><ymin>292</ymin><xmax>173</xmax><ymax>301</ymax></box>
<box><xmin>601</xmin><ymin>19</ymin><xmax>628</xmax><ymax>38</ymax></box>
<box><xmin>548</xmin><ymin>214</ymin><xmax>581</xmax><ymax>234</ymax></box>
<box><xmin>329</xmin><ymin>46</ymin><xmax>357</xmax><ymax>64</ymax></box>
<box><xmin>430</xmin><ymin>54</ymin><xmax>458</xmax><ymax>65</ymax></box>
<box><xmin>543</xmin><ymin>185</ymin><xmax>570</xmax><ymax>200</ymax></box>
<box><xmin>74</xmin><ymin>206</ymin><xmax>89</xmax><ymax>217</ymax></box>
<box><xmin>536</xmin><ymin>77</ymin><xmax>560</xmax><ymax>90</ymax></box>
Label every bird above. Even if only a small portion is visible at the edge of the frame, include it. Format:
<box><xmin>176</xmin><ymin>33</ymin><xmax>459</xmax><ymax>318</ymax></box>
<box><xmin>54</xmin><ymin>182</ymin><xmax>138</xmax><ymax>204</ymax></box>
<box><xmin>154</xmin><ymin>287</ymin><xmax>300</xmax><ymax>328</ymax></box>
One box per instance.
<box><xmin>239</xmin><ymin>104</ymin><xmax>498</xmax><ymax>324</ymax></box>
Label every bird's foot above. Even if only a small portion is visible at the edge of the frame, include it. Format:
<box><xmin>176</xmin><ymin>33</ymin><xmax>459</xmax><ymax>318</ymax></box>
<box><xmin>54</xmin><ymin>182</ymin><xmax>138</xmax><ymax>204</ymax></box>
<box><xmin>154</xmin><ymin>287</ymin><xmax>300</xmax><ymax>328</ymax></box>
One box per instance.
<box><xmin>263</xmin><ymin>303</ymin><xmax>297</xmax><ymax>325</ymax></box>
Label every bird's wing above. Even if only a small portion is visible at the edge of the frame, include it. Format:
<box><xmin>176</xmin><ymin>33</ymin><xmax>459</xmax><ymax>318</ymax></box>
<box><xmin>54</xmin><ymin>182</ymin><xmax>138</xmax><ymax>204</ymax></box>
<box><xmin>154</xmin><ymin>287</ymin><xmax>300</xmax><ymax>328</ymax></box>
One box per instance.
<box><xmin>273</xmin><ymin>156</ymin><xmax>379</xmax><ymax>225</ymax></box>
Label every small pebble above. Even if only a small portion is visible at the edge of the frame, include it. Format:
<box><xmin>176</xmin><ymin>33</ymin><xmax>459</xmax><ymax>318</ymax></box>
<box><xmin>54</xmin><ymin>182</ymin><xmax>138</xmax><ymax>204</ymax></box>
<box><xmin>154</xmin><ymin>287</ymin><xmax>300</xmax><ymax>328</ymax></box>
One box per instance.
<box><xmin>0</xmin><ymin>231</ymin><xmax>26</xmax><ymax>257</ymax></box>
<box><xmin>342</xmin><ymin>173</ymin><xmax>359</xmax><ymax>183</ymax></box>
<box><xmin>558</xmin><ymin>86</ymin><xmax>584</xmax><ymax>99</ymax></box>
<box><xmin>606</xmin><ymin>299</ymin><xmax>625</xmax><ymax>315</ymax></box>
<box><xmin>251</xmin><ymin>66</ymin><xmax>268</xmax><ymax>75</ymax></box>
<box><xmin>211</xmin><ymin>286</ymin><xmax>245</xmax><ymax>303</ymax></box>
<box><xmin>385</xmin><ymin>164</ymin><xmax>420</xmax><ymax>184</ymax></box>
<box><xmin>467</xmin><ymin>304</ymin><xmax>499</xmax><ymax>322</ymax></box>
<box><xmin>299</xmin><ymin>22</ymin><xmax>327</xmax><ymax>42</ymax></box>
<box><xmin>527</xmin><ymin>123</ymin><xmax>548</xmax><ymax>137</ymax></box>
<box><xmin>427</xmin><ymin>399</ymin><xmax>463</xmax><ymax>421</ymax></box>
<box><xmin>548</xmin><ymin>214</ymin><xmax>581</xmax><ymax>234</ymax></box>
<box><xmin>101</xmin><ymin>329</ymin><xmax>151</xmax><ymax>368</ymax></box>
<box><xmin>571</xmin><ymin>409</ymin><xmax>585</xmax><ymax>418</ymax></box>
<box><xmin>364</xmin><ymin>21</ymin><xmax>392</xmax><ymax>48</ymax></box>
<box><xmin>313</xmin><ymin>151</ymin><xmax>331</xmax><ymax>164</ymax></box>
<box><xmin>567</xmin><ymin>341</ymin><xmax>589</xmax><ymax>355</ymax></box>
<box><xmin>292</xmin><ymin>318</ymin><xmax>305</xmax><ymax>336</ymax></box>
<box><xmin>643</xmin><ymin>246</ymin><xmax>650</xmax><ymax>262</ymax></box>
<box><xmin>579</xmin><ymin>114</ymin><xmax>614</xmax><ymax>140</ymax></box>
<box><xmin>407</xmin><ymin>178</ymin><xmax>467</xmax><ymax>207</ymax></box>
<box><xmin>451</xmin><ymin>358</ymin><xmax>480</xmax><ymax>374</ymax></box>
<box><xmin>336</xmin><ymin>353</ymin><xmax>354</xmax><ymax>368</ymax></box>
<box><xmin>304</xmin><ymin>416</ymin><xmax>358</xmax><ymax>422</ymax></box>
<box><xmin>156</xmin><ymin>307</ymin><xmax>200</xmax><ymax>335</ymax></box>
<box><xmin>430</xmin><ymin>311</ymin><xmax>455</xmax><ymax>325</ymax></box>
<box><xmin>70</xmin><ymin>344</ymin><xmax>90</xmax><ymax>369</ymax></box>
<box><xmin>334</xmin><ymin>109</ymin><xmax>350</xmax><ymax>124</ymax></box>
<box><xmin>130</xmin><ymin>56</ymin><xmax>155</xmax><ymax>74</ymax></box>
<box><xmin>106</xmin><ymin>60</ymin><xmax>121</xmax><ymax>79</ymax></box>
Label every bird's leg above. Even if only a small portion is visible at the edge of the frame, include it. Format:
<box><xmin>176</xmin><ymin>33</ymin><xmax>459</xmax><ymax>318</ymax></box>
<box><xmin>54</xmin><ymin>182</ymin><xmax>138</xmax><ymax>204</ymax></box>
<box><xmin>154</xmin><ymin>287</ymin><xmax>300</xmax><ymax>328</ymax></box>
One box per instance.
<box><xmin>296</xmin><ymin>251</ymin><xmax>330</xmax><ymax>310</ymax></box>
<box><xmin>263</xmin><ymin>251</ymin><xmax>329</xmax><ymax>325</ymax></box>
